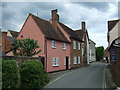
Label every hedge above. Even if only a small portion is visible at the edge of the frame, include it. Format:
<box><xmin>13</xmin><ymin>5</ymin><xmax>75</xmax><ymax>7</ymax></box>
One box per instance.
<box><xmin>2</xmin><ymin>60</ymin><xmax>19</xmax><ymax>88</ymax></box>
<box><xmin>20</xmin><ymin>60</ymin><xmax>48</xmax><ymax>88</ymax></box>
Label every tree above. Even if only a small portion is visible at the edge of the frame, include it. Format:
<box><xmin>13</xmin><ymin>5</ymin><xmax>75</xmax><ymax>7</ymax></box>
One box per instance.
<box><xmin>95</xmin><ymin>46</ymin><xmax>104</xmax><ymax>61</ymax></box>
<box><xmin>12</xmin><ymin>38</ymin><xmax>41</xmax><ymax>56</ymax></box>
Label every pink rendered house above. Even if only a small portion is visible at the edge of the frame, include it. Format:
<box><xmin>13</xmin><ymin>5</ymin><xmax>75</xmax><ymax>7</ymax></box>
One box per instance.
<box><xmin>17</xmin><ymin>12</ymin><xmax>71</xmax><ymax>72</ymax></box>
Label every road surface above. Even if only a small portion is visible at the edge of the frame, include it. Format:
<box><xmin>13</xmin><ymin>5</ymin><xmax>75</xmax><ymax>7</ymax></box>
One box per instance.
<box><xmin>44</xmin><ymin>62</ymin><xmax>107</xmax><ymax>88</ymax></box>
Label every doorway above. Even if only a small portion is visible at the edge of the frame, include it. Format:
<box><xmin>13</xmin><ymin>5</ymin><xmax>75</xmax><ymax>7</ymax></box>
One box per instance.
<box><xmin>66</xmin><ymin>57</ymin><xmax>69</xmax><ymax>70</ymax></box>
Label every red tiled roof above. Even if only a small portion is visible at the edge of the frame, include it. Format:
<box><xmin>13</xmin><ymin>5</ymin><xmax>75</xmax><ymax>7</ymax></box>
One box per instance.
<box><xmin>58</xmin><ymin>22</ymin><xmax>82</xmax><ymax>41</ymax></box>
<box><xmin>30</xmin><ymin>14</ymin><xmax>70</xmax><ymax>43</ymax></box>
<box><xmin>74</xmin><ymin>30</ymin><xmax>84</xmax><ymax>41</ymax></box>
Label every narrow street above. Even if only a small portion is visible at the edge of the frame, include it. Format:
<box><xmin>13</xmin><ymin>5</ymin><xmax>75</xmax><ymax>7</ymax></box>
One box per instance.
<box><xmin>44</xmin><ymin>62</ymin><xmax>107</xmax><ymax>88</ymax></box>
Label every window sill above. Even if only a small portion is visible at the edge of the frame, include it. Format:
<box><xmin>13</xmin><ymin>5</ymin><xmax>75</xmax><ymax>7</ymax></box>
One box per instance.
<box><xmin>53</xmin><ymin>65</ymin><xmax>59</xmax><ymax>67</ymax></box>
<box><xmin>52</xmin><ymin>47</ymin><xmax>56</xmax><ymax>49</ymax></box>
<box><xmin>62</xmin><ymin>48</ymin><xmax>66</xmax><ymax>50</ymax></box>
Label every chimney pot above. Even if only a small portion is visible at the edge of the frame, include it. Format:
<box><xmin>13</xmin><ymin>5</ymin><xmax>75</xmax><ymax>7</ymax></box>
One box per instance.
<box><xmin>81</xmin><ymin>22</ymin><xmax>86</xmax><ymax>30</ymax></box>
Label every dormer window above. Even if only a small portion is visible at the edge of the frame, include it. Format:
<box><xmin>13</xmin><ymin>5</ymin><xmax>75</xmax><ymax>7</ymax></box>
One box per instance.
<box><xmin>52</xmin><ymin>40</ymin><xmax>56</xmax><ymax>48</ymax></box>
<box><xmin>73</xmin><ymin>41</ymin><xmax>76</xmax><ymax>49</ymax></box>
<box><xmin>62</xmin><ymin>43</ymin><xmax>66</xmax><ymax>49</ymax></box>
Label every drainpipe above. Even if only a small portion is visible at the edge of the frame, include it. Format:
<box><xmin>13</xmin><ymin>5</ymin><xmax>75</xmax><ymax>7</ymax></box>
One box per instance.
<box><xmin>45</xmin><ymin>38</ymin><xmax>47</xmax><ymax>72</ymax></box>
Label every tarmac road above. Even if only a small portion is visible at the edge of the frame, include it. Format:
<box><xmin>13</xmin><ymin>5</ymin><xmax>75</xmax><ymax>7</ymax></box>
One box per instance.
<box><xmin>44</xmin><ymin>62</ymin><xmax>107</xmax><ymax>88</ymax></box>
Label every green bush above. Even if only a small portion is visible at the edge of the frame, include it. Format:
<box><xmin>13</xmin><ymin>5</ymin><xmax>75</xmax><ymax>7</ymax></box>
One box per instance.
<box><xmin>20</xmin><ymin>60</ymin><xmax>48</xmax><ymax>88</ymax></box>
<box><xmin>2</xmin><ymin>60</ymin><xmax>19</xmax><ymax>88</ymax></box>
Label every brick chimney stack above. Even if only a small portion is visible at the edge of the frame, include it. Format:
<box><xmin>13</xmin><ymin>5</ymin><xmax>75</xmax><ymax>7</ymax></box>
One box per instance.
<box><xmin>51</xmin><ymin>9</ymin><xmax>59</xmax><ymax>30</ymax></box>
<box><xmin>82</xmin><ymin>22</ymin><xmax>86</xmax><ymax>31</ymax></box>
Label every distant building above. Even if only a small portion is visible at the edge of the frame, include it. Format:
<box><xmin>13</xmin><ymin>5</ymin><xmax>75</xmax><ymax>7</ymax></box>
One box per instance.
<box><xmin>2</xmin><ymin>30</ymin><xmax>19</xmax><ymax>55</ymax></box>
<box><xmin>89</xmin><ymin>39</ymin><xmax>96</xmax><ymax>62</ymax></box>
<box><xmin>104</xmin><ymin>47</ymin><xmax>110</xmax><ymax>63</ymax></box>
<box><xmin>7</xmin><ymin>30</ymin><xmax>19</xmax><ymax>38</ymax></box>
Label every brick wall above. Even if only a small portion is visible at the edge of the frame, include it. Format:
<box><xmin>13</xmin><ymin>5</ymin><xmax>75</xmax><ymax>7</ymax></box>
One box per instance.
<box><xmin>2</xmin><ymin>32</ymin><xmax>12</xmax><ymax>53</ymax></box>
<box><xmin>2</xmin><ymin>56</ymin><xmax>44</xmax><ymax>70</ymax></box>
<box><xmin>110</xmin><ymin>46</ymin><xmax>120</xmax><ymax>87</ymax></box>
<box><xmin>70</xmin><ymin>39</ymin><xmax>82</xmax><ymax>69</ymax></box>
<box><xmin>116</xmin><ymin>47</ymin><xmax>120</xmax><ymax>87</ymax></box>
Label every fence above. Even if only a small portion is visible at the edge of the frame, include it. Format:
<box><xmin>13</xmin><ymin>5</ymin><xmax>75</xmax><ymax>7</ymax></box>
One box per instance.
<box><xmin>2</xmin><ymin>56</ymin><xmax>45</xmax><ymax>70</ymax></box>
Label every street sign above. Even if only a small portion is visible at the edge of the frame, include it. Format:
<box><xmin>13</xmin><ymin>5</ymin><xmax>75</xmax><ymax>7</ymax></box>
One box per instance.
<box><xmin>110</xmin><ymin>48</ymin><xmax>116</xmax><ymax>62</ymax></box>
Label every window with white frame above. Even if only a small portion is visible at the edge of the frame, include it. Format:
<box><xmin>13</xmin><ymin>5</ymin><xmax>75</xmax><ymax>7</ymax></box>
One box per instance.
<box><xmin>78</xmin><ymin>56</ymin><xmax>80</xmax><ymax>64</ymax></box>
<box><xmin>78</xmin><ymin>42</ymin><xmax>80</xmax><ymax>50</ymax></box>
<box><xmin>62</xmin><ymin>43</ymin><xmax>66</xmax><ymax>49</ymax></box>
<box><xmin>73</xmin><ymin>41</ymin><xmax>76</xmax><ymax>49</ymax></box>
<box><xmin>52</xmin><ymin>57</ymin><xmax>59</xmax><ymax>66</ymax></box>
<box><xmin>64</xmin><ymin>57</ymin><xmax>66</xmax><ymax>65</ymax></box>
<box><xmin>52</xmin><ymin>40</ymin><xmax>56</xmax><ymax>48</ymax></box>
<box><xmin>73</xmin><ymin>56</ymin><xmax>77</xmax><ymax>64</ymax></box>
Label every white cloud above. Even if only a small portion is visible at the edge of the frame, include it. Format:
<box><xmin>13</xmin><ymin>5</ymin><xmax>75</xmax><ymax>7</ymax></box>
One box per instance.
<box><xmin>1</xmin><ymin>2</ymin><xmax>118</xmax><ymax>48</ymax></box>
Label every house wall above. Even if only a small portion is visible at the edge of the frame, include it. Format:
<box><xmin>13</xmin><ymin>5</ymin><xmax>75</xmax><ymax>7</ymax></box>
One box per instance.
<box><xmin>70</xmin><ymin>39</ymin><xmax>82</xmax><ymax>69</ymax></box>
<box><xmin>2</xmin><ymin>32</ymin><xmax>11</xmax><ymax>54</ymax></box>
<box><xmin>7</xmin><ymin>31</ymin><xmax>12</xmax><ymax>37</ymax></box>
<box><xmin>46</xmin><ymin>39</ymin><xmax>70</xmax><ymax>72</ymax></box>
<box><xmin>83</xmin><ymin>31</ymin><xmax>88</xmax><ymax>65</ymax></box>
<box><xmin>109</xmin><ymin>46</ymin><xmax>120</xmax><ymax>87</ymax></box>
<box><xmin>17</xmin><ymin>15</ymin><xmax>45</xmax><ymax>57</ymax></box>
<box><xmin>118</xmin><ymin>20</ymin><xmax>120</xmax><ymax>37</ymax></box>
<box><xmin>109</xmin><ymin>21</ymin><xmax>120</xmax><ymax>45</ymax></box>
<box><xmin>0</xmin><ymin>30</ymin><xmax>1</xmax><ymax>45</ymax></box>
<box><xmin>89</xmin><ymin>40</ymin><xmax>96</xmax><ymax>62</ymax></box>
<box><xmin>86</xmin><ymin>35</ymin><xmax>90</xmax><ymax>64</ymax></box>
<box><xmin>57</xmin><ymin>23</ymin><xmax>83</xmax><ymax>68</ymax></box>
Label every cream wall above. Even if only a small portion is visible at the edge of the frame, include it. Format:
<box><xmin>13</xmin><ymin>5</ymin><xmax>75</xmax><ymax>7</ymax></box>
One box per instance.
<box><xmin>7</xmin><ymin>31</ymin><xmax>12</xmax><ymax>37</ymax></box>
<box><xmin>109</xmin><ymin>20</ymin><xmax>120</xmax><ymax>45</ymax></box>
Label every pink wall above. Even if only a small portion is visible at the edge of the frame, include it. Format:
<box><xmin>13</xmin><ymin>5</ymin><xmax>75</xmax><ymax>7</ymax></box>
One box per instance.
<box><xmin>46</xmin><ymin>39</ymin><xmax>70</xmax><ymax>72</ymax></box>
<box><xmin>17</xmin><ymin>15</ymin><xmax>45</xmax><ymax>57</ymax></box>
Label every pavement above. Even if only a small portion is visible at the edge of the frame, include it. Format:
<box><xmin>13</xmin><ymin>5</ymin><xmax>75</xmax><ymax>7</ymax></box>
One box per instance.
<box><xmin>44</xmin><ymin>62</ymin><xmax>108</xmax><ymax>88</ymax></box>
<box><xmin>105</xmin><ymin>64</ymin><xmax>118</xmax><ymax>89</ymax></box>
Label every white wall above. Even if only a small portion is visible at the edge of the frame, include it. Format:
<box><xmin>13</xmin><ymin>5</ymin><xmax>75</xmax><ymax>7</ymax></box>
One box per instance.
<box><xmin>86</xmin><ymin>35</ymin><xmax>90</xmax><ymax>64</ymax></box>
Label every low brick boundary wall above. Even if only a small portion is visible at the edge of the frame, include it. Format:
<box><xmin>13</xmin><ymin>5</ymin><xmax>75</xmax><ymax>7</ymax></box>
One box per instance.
<box><xmin>2</xmin><ymin>56</ymin><xmax>43</xmax><ymax>69</ymax></box>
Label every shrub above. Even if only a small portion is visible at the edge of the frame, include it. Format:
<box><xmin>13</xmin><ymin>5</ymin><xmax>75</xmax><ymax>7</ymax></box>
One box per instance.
<box><xmin>2</xmin><ymin>60</ymin><xmax>19</xmax><ymax>88</ymax></box>
<box><xmin>20</xmin><ymin>60</ymin><xmax>48</xmax><ymax>88</ymax></box>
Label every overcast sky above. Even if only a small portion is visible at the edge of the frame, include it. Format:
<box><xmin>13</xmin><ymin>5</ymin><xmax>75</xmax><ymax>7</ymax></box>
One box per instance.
<box><xmin>1</xmin><ymin>2</ymin><xmax>119</xmax><ymax>48</ymax></box>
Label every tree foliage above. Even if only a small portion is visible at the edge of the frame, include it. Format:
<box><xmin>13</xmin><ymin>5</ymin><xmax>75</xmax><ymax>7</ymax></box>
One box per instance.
<box><xmin>96</xmin><ymin>46</ymin><xmax>104</xmax><ymax>61</ymax></box>
<box><xmin>12</xmin><ymin>38</ymin><xmax>41</xmax><ymax>56</ymax></box>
